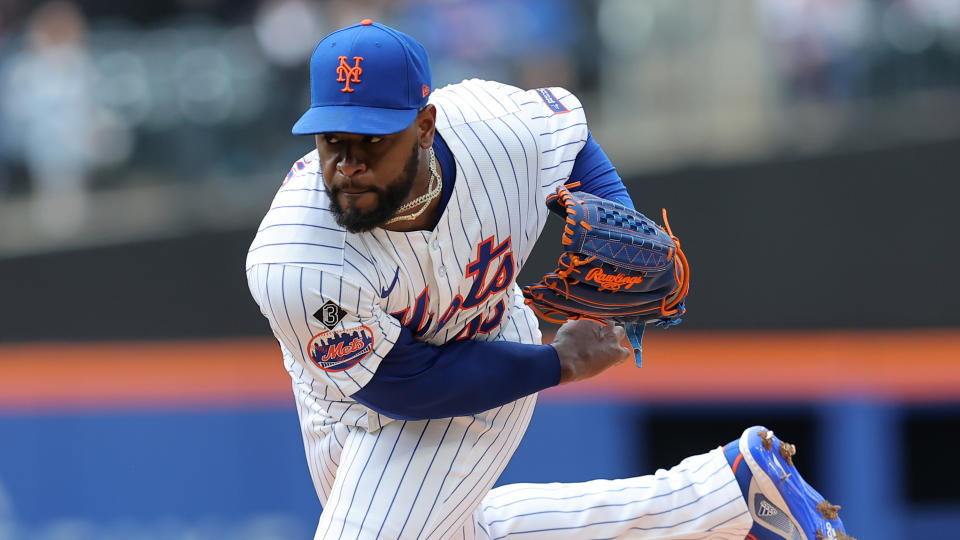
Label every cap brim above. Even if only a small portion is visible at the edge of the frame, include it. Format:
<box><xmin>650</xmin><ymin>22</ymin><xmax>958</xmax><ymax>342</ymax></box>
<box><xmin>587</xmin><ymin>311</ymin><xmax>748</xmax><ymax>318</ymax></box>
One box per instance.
<box><xmin>292</xmin><ymin>105</ymin><xmax>418</xmax><ymax>136</ymax></box>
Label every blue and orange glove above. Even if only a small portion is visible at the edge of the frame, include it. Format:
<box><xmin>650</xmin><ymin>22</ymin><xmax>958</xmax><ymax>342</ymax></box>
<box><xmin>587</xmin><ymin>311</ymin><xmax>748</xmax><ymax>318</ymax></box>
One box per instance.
<box><xmin>522</xmin><ymin>184</ymin><xmax>690</xmax><ymax>366</ymax></box>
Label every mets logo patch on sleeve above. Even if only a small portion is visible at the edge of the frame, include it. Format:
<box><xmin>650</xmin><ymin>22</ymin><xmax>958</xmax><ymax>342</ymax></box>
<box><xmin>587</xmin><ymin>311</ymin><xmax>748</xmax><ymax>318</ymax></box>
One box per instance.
<box><xmin>535</xmin><ymin>88</ymin><xmax>569</xmax><ymax>113</ymax></box>
<box><xmin>307</xmin><ymin>326</ymin><xmax>374</xmax><ymax>372</ymax></box>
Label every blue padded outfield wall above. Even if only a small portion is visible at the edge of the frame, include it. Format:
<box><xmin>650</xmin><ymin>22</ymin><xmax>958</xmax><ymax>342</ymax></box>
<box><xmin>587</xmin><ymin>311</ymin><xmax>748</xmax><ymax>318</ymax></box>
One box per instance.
<box><xmin>2</xmin><ymin>395</ymin><xmax>959</xmax><ymax>539</ymax></box>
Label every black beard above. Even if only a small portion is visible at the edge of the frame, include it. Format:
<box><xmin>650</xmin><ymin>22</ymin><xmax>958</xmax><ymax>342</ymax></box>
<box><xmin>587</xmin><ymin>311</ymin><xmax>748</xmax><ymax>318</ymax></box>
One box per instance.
<box><xmin>327</xmin><ymin>143</ymin><xmax>420</xmax><ymax>233</ymax></box>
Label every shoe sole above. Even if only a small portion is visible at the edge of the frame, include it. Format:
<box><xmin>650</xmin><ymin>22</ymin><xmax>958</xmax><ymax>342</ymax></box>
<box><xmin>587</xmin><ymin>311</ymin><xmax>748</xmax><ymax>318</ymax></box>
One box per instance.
<box><xmin>738</xmin><ymin>426</ymin><xmax>855</xmax><ymax>540</ymax></box>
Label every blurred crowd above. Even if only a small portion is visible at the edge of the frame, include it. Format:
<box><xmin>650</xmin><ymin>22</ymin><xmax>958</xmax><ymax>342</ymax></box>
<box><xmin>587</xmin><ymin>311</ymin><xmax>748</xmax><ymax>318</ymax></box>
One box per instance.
<box><xmin>757</xmin><ymin>0</ymin><xmax>960</xmax><ymax>100</ymax></box>
<box><xmin>0</xmin><ymin>0</ymin><xmax>958</xmax><ymax>242</ymax></box>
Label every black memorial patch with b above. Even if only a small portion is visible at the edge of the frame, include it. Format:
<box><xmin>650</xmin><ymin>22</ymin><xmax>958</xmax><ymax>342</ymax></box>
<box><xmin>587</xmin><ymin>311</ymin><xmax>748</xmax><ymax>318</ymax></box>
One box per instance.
<box><xmin>314</xmin><ymin>301</ymin><xmax>346</xmax><ymax>330</ymax></box>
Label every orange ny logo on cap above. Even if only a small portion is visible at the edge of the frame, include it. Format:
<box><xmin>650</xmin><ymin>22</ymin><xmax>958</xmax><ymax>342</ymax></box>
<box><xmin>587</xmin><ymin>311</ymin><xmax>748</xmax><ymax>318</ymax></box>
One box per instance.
<box><xmin>336</xmin><ymin>56</ymin><xmax>364</xmax><ymax>93</ymax></box>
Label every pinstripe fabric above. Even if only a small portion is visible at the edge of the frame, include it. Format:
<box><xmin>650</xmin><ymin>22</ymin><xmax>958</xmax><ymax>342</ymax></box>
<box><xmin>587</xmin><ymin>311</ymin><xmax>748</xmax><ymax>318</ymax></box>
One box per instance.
<box><xmin>247</xmin><ymin>79</ymin><xmax>751</xmax><ymax>538</ymax></box>
<box><xmin>478</xmin><ymin>448</ymin><xmax>751</xmax><ymax>540</ymax></box>
<box><xmin>310</xmin><ymin>292</ymin><xmax>542</xmax><ymax>540</ymax></box>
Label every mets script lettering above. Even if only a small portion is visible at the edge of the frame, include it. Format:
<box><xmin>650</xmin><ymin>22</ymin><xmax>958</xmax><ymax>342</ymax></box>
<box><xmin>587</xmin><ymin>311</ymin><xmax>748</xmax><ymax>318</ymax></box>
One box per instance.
<box><xmin>323</xmin><ymin>337</ymin><xmax>366</xmax><ymax>362</ymax></box>
<box><xmin>437</xmin><ymin>236</ymin><xmax>514</xmax><ymax>331</ymax></box>
<box><xmin>393</xmin><ymin>236</ymin><xmax>513</xmax><ymax>340</ymax></box>
<box><xmin>307</xmin><ymin>326</ymin><xmax>374</xmax><ymax>372</ymax></box>
<box><xmin>392</xmin><ymin>288</ymin><xmax>434</xmax><ymax>337</ymax></box>
<box><xmin>336</xmin><ymin>56</ymin><xmax>363</xmax><ymax>93</ymax></box>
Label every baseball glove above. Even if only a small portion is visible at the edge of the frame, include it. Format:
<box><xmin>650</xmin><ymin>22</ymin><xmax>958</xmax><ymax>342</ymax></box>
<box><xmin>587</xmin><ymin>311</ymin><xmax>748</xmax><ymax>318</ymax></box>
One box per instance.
<box><xmin>522</xmin><ymin>183</ymin><xmax>690</xmax><ymax>366</ymax></box>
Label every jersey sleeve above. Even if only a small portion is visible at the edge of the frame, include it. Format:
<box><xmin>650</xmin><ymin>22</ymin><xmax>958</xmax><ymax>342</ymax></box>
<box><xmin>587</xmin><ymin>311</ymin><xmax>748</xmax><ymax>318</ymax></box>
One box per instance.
<box><xmin>568</xmin><ymin>132</ymin><xmax>635</xmax><ymax>209</ymax></box>
<box><xmin>515</xmin><ymin>86</ymin><xmax>589</xmax><ymax>200</ymax></box>
<box><xmin>246</xmin><ymin>263</ymin><xmax>402</xmax><ymax>396</ymax></box>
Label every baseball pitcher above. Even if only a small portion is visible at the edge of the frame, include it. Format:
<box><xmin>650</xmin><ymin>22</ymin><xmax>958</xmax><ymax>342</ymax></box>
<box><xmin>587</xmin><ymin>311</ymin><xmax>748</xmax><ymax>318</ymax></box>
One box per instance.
<box><xmin>246</xmin><ymin>19</ymin><xmax>853</xmax><ymax>540</ymax></box>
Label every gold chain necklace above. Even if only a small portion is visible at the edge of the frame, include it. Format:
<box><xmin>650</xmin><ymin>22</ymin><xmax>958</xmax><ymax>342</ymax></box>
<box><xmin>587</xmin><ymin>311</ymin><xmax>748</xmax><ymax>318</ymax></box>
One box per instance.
<box><xmin>385</xmin><ymin>147</ymin><xmax>442</xmax><ymax>225</ymax></box>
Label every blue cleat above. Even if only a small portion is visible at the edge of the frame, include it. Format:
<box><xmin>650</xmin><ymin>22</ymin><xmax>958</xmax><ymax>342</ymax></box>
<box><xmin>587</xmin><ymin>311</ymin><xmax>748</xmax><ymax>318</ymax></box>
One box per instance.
<box><xmin>723</xmin><ymin>426</ymin><xmax>855</xmax><ymax>540</ymax></box>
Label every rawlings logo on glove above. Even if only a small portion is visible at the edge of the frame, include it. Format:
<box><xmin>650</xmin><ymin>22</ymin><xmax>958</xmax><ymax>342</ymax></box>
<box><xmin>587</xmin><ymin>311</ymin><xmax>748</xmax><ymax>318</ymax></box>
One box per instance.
<box><xmin>522</xmin><ymin>183</ymin><xmax>690</xmax><ymax>365</ymax></box>
<box><xmin>583</xmin><ymin>268</ymin><xmax>645</xmax><ymax>291</ymax></box>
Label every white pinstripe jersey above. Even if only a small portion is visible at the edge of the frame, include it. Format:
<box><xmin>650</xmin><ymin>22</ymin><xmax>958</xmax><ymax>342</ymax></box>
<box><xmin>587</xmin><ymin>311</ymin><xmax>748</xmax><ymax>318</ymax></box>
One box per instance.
<box><xmin>246</xmin><ymin>79</ymin><xmax>588</xmax><ymax>431</ymax></box>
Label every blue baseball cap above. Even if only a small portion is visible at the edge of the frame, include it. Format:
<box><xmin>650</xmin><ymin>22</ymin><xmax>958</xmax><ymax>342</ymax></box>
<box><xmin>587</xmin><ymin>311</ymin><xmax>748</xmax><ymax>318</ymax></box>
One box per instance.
<box><xmin>292</xmin><ymin>19</ymin><xmax>432</xmax><ymax>136</ymax></box>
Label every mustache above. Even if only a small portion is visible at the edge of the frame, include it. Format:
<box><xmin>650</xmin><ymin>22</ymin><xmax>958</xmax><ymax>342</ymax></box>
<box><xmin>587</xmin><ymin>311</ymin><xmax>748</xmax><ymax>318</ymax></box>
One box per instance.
<box><xmin>328</xmin><ymin>182</ymin><xmax>383</xmax><ymax>194</ymax></box>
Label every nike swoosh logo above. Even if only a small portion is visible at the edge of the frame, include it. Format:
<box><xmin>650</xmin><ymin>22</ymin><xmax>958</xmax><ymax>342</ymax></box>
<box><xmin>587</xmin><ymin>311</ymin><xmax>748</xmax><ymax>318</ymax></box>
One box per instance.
<box><xmin>380</xmin><ymin>267</ymin><xmax>400</xmax><ymax>298</ymax></box>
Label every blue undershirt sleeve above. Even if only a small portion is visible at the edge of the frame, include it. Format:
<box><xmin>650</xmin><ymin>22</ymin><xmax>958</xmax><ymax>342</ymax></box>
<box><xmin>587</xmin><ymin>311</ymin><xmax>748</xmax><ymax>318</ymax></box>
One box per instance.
<box><xmin>569</xmin><ymin>131</ymin><xmax>634</xmax><ymax>209</ymax></box>
<box><xmin>351</xmin><ymin>326</ymin><xmax>561</xmax><ymax>420</ymax></box>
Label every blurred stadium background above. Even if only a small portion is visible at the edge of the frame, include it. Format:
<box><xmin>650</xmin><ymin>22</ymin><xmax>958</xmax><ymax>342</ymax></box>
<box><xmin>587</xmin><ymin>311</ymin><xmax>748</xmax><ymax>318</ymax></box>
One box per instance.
<box><xmin>1</xmin><ymin>0</ymin><xmax>959</xmax><ymax>538</ymax></box>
